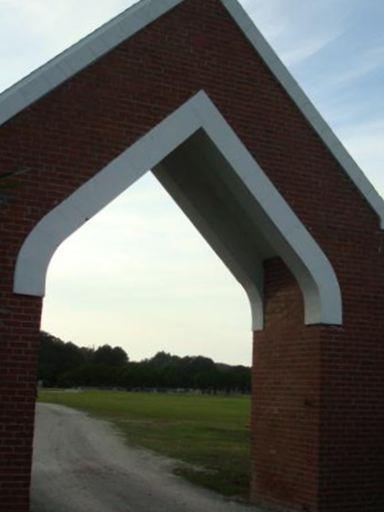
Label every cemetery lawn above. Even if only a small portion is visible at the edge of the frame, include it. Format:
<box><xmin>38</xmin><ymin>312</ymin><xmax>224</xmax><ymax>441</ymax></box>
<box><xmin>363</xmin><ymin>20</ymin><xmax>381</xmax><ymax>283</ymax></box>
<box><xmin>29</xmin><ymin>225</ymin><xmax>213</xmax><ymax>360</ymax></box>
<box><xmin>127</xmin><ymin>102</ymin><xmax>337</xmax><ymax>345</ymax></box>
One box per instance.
<box><xmin>38</xmin><ymin>390</ymin><xmax>251</xmax><ymax>500</ymax></box>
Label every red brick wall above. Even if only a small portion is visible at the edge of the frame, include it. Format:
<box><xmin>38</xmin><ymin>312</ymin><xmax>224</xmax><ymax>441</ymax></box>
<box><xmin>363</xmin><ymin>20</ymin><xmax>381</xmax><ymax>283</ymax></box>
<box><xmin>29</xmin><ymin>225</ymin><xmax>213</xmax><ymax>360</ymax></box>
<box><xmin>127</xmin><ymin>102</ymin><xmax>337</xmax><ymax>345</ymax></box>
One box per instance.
<box><xmin>0</xmin><ymin>0</ymin><xmax>383</xmax><ymax>510</ymax></box>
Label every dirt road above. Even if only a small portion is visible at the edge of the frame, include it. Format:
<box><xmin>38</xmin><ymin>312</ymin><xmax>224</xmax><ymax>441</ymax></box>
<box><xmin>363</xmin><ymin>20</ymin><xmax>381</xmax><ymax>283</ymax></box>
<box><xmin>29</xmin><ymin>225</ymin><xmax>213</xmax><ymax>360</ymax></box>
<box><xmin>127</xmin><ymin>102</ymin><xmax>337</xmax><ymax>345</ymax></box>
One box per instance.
<box><xmin>31</xmin><ymin>403</ymin><xmax>263</xmax><ymax>512</ymax></box>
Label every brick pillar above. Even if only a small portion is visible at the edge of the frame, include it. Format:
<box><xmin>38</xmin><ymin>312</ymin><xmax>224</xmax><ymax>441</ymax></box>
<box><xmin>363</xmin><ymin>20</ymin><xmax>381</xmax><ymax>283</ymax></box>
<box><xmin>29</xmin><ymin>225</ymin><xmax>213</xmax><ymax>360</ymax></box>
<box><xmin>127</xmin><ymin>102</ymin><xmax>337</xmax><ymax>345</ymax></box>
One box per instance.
<box><xmin>251</xmin><ymin>259</ymin><xmax>321</xmax><ymax>511</ymax></box>
<box><xmin>251</xmin><ymin>258</ymin><xmax>384</xmax><ymax>512</ymax></box>
<box><xmin>0</xmin><ymin>292</ymin><xmax>42</xmax><ymax>512</ymax></box>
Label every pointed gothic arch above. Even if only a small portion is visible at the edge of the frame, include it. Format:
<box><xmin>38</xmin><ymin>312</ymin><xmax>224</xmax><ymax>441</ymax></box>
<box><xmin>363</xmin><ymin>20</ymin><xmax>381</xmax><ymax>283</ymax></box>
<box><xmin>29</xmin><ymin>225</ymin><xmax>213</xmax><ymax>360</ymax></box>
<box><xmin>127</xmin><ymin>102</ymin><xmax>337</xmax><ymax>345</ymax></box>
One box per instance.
<box><xmin>13</xmin><ymin>91</ymin><xmax>342</xmax><ymax>329</ymax></box>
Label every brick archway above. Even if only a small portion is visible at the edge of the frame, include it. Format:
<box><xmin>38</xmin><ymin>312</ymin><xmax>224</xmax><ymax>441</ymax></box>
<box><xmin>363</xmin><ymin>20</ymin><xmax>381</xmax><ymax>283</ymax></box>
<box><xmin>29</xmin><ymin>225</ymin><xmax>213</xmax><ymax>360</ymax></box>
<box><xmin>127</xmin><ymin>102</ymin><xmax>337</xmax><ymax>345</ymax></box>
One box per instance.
<box><xmin>1</xmin><ymin>1</ymin><xmax>383</xmax><ymax>511</ymax></box>
<box><xmin>13</xmin><ymin>91</ymin><xmax>342</xmax><ymax>330</ymax></box>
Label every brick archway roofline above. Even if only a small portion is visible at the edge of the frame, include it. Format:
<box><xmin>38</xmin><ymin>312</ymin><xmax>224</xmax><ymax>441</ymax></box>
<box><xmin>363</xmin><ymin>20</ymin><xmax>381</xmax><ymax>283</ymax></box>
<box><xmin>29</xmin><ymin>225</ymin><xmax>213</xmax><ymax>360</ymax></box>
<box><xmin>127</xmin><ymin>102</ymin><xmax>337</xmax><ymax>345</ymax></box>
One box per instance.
<box><xmin>13</xmin><ymin>91</ymin><xmax>343</xmax><ymax>330</ymax></box>
<box><xmin>0</xmin><ymin>0</ymin><xmax>383</xmax><ymax>228</ymax></box>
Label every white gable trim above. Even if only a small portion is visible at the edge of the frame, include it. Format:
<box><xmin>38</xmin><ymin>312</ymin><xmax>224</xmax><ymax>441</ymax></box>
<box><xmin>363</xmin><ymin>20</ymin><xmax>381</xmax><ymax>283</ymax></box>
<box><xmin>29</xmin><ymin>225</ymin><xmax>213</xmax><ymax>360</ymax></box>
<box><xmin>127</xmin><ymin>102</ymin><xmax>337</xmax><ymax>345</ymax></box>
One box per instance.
<box><xmin>13</xmin><ymin>91</ymin><xmax>343</xmax><ymax>330</ymax></box>
<box><xmin>0</xmin><ymin>0</ymin><xmax>184</xmax><ymax>126</ymax></box>
<box><xmin>0</xmin><ymin>0</ymin><xmax>382</xmax><ymax>227</ymax></box>
<box><xmin>0</xmin><ymin>1</ymin><xmax>383</xmax><ymax>229</ymax></box>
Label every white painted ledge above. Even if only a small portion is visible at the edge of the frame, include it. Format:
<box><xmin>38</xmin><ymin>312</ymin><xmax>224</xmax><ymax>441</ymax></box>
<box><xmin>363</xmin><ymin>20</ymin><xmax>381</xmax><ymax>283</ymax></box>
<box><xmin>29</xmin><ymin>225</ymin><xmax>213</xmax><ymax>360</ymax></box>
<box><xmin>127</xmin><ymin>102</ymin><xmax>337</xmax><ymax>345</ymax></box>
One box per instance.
<box><xmin>13</xmin><ymin>91</ymin><xmax>343</xmax><ymax>329</ymax></box>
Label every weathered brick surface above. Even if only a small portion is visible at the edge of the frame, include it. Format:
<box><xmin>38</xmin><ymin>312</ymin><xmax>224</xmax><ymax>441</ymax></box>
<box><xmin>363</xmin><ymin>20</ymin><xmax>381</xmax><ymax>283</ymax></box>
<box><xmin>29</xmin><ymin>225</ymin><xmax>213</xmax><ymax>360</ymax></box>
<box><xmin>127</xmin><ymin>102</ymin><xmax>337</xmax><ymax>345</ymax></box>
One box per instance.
<box><xmin>0</xmin><ymin>0</ymin><xmax>383</xmax><ymax>510</ymax></box>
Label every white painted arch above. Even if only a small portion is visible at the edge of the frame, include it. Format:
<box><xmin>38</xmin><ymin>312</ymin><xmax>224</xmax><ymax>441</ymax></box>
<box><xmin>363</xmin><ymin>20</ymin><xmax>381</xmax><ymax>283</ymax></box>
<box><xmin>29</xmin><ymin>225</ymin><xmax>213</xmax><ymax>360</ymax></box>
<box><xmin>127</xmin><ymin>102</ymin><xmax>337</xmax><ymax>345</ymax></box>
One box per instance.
<box><xmin>13</xmin><ymin>92</ymin><xmax>342</xmax><ymax>330</ymax></box>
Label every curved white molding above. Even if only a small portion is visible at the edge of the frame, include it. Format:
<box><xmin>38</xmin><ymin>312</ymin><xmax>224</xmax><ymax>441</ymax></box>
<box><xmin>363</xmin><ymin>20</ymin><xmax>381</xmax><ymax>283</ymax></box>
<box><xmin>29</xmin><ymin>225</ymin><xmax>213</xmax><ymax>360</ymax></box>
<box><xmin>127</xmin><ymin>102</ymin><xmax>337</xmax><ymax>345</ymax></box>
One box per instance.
<box><xmin>0</xmin><ymin>0</ymin><xmax>382</xmax><ymax>228</ymax></box>
<box><xmin>14</xmin><ymin>91</ymin><xmax>343</xmax><ymax>329</ymax></box>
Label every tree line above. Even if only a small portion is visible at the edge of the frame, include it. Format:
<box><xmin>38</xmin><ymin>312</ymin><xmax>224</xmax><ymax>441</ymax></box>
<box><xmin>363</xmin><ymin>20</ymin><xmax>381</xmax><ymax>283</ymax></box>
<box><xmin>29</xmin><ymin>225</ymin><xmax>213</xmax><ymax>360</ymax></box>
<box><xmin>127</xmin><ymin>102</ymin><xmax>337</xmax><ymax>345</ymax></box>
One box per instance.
<box><xmin>38</xmin><ymin>332</ymin><xmax>251</xmax><ymax>394</ymax></box>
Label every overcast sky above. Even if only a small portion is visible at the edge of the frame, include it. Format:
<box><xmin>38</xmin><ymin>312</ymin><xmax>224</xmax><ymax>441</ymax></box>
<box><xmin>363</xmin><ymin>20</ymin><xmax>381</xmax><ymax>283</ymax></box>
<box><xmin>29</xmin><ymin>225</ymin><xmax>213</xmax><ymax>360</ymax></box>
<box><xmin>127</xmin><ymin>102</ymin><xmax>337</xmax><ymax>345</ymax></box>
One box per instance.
<box><xmin>1</xmin><ymin>0</ymin><xmax>383</xmax><ymax>365</ymax></box>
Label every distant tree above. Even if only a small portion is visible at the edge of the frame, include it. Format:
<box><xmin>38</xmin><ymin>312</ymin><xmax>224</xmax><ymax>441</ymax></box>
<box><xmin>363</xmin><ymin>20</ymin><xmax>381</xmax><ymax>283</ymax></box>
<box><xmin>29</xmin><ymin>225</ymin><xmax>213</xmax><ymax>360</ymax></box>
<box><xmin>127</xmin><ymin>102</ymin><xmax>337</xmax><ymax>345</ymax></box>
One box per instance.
<box><xmin>80</xmin><ymin>346</ymin><xmax>96</xmax><ymax>364</ymax></box>
<box><xmin>58</xmin><ymin>364</ymin><xmax>126</xmax><ymax>388</ymax></box>
<box><xmin>92</xmin><ymin>345</ymin><xmax>128</xmax><ymax>367</ymax></box>
<box><xmin>38</xmin><ymin>332</ymin><xmax>86</xmax><ymax>386</ymax></box>
<box><xmin>119</xmin><ymin>362</ymin><xmax>159</xmax><ymax>389</ymax></box>
<box><xmin>149</xmin><ymin>351</ymin><xmax>176</xmax><ymax>368</ymax></box>
<box><xmin>38</xmin><ymin>331</ymin><xmax>251</xmax><ymax>393</ymax></box>
<box><xmin>183</xmin><ymin>355</ymin><xmax>215</xmax><ymax>373</ymax></box>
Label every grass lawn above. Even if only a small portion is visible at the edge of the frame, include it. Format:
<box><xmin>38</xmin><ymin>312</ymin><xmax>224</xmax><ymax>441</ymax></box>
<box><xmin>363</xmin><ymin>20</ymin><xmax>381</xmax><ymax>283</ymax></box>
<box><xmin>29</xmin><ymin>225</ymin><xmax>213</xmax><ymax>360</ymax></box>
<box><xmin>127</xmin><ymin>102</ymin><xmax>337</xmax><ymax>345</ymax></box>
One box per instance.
<box><xmin>38</xmin><ymin>390</ymin><xmax>251</xmax><ymax>500</ymax></box>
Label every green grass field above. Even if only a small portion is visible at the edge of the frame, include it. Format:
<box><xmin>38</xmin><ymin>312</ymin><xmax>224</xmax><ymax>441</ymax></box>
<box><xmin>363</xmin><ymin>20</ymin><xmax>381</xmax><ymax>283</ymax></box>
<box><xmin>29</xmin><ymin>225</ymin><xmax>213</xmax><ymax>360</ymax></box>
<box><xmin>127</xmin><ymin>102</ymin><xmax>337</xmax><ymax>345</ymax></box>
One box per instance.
<box><xmin>38</xmin><ymin>390</ymin><xmax>251</xmax><ymax>500</ymax></box>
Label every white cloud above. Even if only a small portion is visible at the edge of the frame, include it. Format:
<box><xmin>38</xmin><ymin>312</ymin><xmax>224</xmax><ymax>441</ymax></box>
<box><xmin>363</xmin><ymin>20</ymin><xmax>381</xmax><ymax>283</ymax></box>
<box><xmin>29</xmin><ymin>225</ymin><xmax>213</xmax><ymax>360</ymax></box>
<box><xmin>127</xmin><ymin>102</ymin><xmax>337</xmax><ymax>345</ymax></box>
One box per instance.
<box><xmin>240</xmin><ymin>0</ymin><xmax>346</xmax><ymax>67</ymax></box>
<box><xmin>333</xmin><ymin>46</ymin><xmax>384</xmax><ymax>88</ymax></box>
<box><xmin>279</xmin><ymin>29</ymin><xmax>342</xmax><ymax>67</ymax></box>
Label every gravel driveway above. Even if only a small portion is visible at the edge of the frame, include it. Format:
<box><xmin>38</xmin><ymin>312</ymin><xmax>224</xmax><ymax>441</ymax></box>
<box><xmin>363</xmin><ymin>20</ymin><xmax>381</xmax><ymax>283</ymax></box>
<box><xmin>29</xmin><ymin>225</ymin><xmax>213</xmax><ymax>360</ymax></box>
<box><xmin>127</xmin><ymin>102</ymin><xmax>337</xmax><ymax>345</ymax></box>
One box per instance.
<box><xmin>31</xmin><ymin>403</ymin><xmax>263</xmax><ymax>512</ymax></box>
